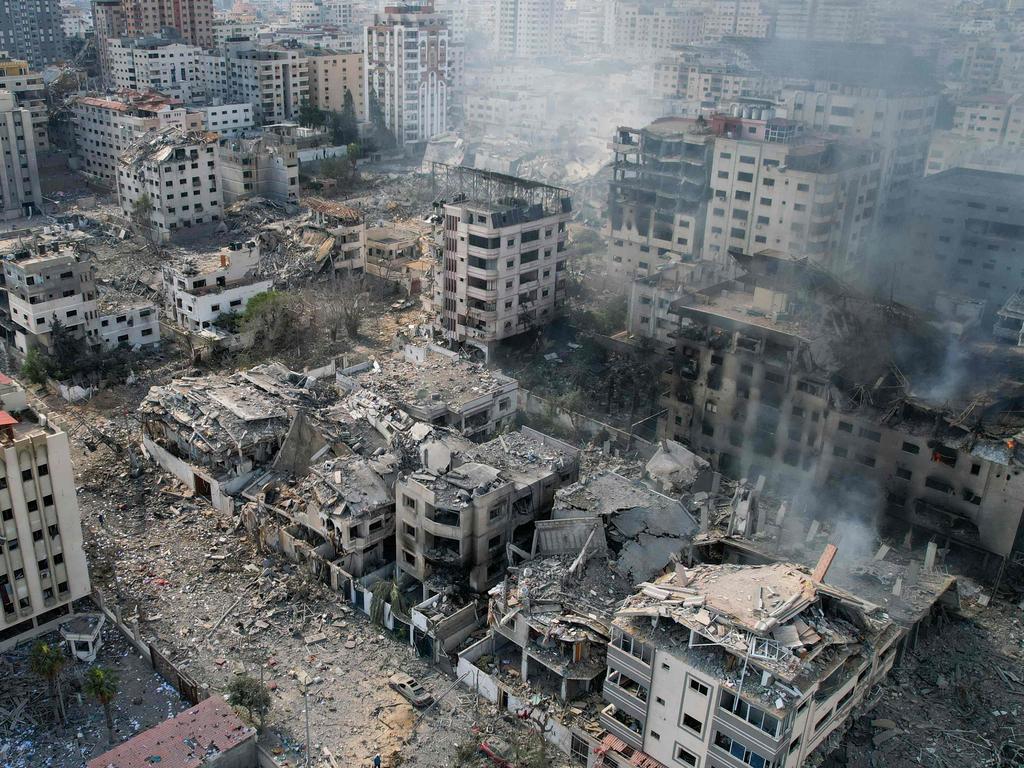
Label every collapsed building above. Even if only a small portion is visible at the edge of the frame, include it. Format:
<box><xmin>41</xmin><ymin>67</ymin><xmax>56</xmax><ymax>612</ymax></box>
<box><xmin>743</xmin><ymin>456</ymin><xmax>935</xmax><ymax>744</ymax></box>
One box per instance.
<box><xmin>140</xmin><ymin>363</ymin><xmax>334</xmax><ymax>511</ymax></box>
<box><xmin>600</xmin><ymin>560</ymin><xmax>905</xmax><ymax>768</ymax></box>
<box><xmin>631</xmin><ymin>248</ymin><xmax>1024</xmax><ymax>570</ymax></box>
<box><xmin>302</xmin><ymin>197</ymin><xmax>367</xmax><ymax>279</ymax></box>
<box><xmin>340</xmin><ymin>343</ymin><xmax>520</xmax><ymax>441</ymax></box>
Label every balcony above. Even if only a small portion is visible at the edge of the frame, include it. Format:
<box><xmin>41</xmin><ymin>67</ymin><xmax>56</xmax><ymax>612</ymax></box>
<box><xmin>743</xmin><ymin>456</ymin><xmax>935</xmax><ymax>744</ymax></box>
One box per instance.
<box><xmin>604</xmin><ymin>674</ymin><xmax>649</xmax><ymax>723</ymax></box>
<box><xmin>600</xmin><ymin>704</ymin><xmax>644</xmax><ymax>752</ymax></box>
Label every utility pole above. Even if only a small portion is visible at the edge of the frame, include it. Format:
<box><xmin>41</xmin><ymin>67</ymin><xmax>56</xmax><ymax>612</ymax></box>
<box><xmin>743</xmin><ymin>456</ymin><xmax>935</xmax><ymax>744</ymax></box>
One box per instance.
<box><xmin>304</xmin><ymin>685</ymin><xmax>312</xmax><ymax>768</ymax></box>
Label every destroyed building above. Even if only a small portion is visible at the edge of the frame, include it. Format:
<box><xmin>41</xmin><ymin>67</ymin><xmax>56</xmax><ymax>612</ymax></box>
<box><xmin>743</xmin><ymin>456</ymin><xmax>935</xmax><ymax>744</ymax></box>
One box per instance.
<box><xmin>1</xmin><ymin>233</ymin><xmax>160</xmax><ymax>359</ymax></box>
<box><xmin>396</xmin><ymin>426</ymin><xmax>580</xmax><ymax>597</ymax></box>
<box><xmin>140</xmin><ymin>363</ymin><xmax>333</xmax><ymax>511</ymax></box>
<box><xmin>341</xmin><ymin>343</ymin><xmax>519</xmax><ymax>440</ymax></box>
<box><xmin>634</xmin><ymin>248</ymin><xmax>1024</xmax><ymax>567</ymax></box>
<box><xmin>117</xmin><ymin>126</ymin><xmax>223</xmax><ymax>242</ymax></box>
<box><xmin>599</xmin><ymin>560</ymin><xmax>904</xmax><ymax>768</ymax></box>
<box><xmin>161</xmin><ymin>238</ymin><xmax>272</xmax><ymax>334</ymax></box>
<box><xmin>430</xmin><ymin>163</ymin><xmax>572</xmax><ymax>357</ymax></box>
<box><xmin>302</xmin><ymin>197</ymin><xmax>367</xmax><ymax>278</ymax></box>
<box><xmin>606</xmin><ymin>118</ymin><xmax>715</xmax><ymax>283</ymax></box>
<box><xmin>218</xmin><ymin>127</ymin><xmax>301</xmax><ymax>206</ymax></box>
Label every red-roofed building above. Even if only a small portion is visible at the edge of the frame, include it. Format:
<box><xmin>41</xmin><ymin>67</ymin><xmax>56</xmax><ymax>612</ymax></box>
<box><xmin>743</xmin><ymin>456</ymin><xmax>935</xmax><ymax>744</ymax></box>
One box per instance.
<box><xmin>87</xmin><ymin>696</ymin><xmax>256</xmax><ymax>768</ymax></box>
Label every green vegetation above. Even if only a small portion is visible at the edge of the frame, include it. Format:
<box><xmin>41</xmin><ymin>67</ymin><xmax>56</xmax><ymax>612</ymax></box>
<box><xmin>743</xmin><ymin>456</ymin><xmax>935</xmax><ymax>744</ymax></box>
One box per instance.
<box><xmin>83</xmin><ymin>667</ymin><xmax>119</xmax><ymax>744</ymax></box>
<box><xmin>20</xmin><ymin>320</ymin><xmax>143</xmax><ymax>385</ymax></box>
<box><xmin>29</xmin><ymin>642</ymin><xmax>67</xmax><ymax>725</ymax></box>
<box><xmin>226</xmin><ymin>674</ymin><xmax>272</xmax><ymax>729</ymax></box>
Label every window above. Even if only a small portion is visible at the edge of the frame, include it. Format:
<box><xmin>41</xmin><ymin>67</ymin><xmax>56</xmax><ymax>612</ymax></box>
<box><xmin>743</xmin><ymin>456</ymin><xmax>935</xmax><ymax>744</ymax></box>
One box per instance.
<box><xmin>570</xmin><ymin>734</ymin><xmax>589</xmax><ymax>765</ymax></box>
<box><xmin>902</xmin><ymin>441</ymin><xmax>920</xmax><ymax>455</ymax></box>
<box><xmin>21</xmin><ymin>468</ymin><xmax>31</xmax><ymax>481</ymax></box>
<box><xmin>859</xmin><ymin>428</ymin><xmax>881</xmax><ymax>442</ymax></box>
<box><xmin>682</xmin><ymin>713</ymin><xmax>703</xmax><ymax>735</ymax></box>
<box><xmin>37</xmin><ymin>464</ymin><xmax>47</xmax><ymax>477</ymax></box>
<box><xmin>837</xmin><ymin>421</ymin><xmax>853</xmax><ymax>433</ymax></box>
<box><xmin>674</xmin><ymin>745</ymin><xmax>697</xmax><ymax>766</ymax></box>
<box><xmin>402</xmin><ymin>495</ymin><xmax>416</xmax><ymax>509</ymax></box>
<box><xmin>689</xmin><ymin>678</ymin><xmax>709</xmax><ymax>696</ymax></box>
<box><xmin>402</xmin><ymin>549</ymin><xmax>415</xmax><ymax>565</ymax></box>
<box><xmin>895</xmin><ymin>467</ymin><xmax>912</xmax><ymax>480</ymax></box>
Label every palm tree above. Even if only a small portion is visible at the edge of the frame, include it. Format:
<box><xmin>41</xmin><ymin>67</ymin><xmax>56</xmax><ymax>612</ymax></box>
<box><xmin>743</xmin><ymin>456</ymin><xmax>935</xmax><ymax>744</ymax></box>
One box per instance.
<box><xmin>29</xmin><ymin>642</ymin><xmax>66</xmax><ymax>725</ymax></box>
<box><xmin>83</xmin><ymin>666</ymin><xmax>119</xmax><ymax>744</ymax></box>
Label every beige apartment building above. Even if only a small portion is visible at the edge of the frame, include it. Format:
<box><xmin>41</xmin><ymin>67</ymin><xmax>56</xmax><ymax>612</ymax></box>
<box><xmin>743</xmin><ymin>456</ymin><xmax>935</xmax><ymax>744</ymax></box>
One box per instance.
<box><xmin>703</xmin><ymin>114</ymin><xmax>881</xmax><ymax>280</ymax></box>
<box><xmin>0</xmin><ymin>379</ymin><xmax>91</xmax><ymax>649</ymax></box>
<box><xmin>394</xmin><ymin>427</ymin><xmax>579</xmax><ymax>597</ymax></box>
<box><xmin>432</xmin><ymin>164</ymin><xmax>571</xmax><ymax>357</ymax></box>
<box><xmin>218</xmin><ymin>127</ymin><xmax>300</xmax><ymax>205</ymax></box>
<box><xmin>306</xmin><ymin>50</ymin><xmax>364</xmax><ymax>119</ymax></box>
<box><xmin>224</xmin><ymin>44</ymin><xmax>309</xmax><ymax>124</ymax></box>
<box><xmin>72</xmin><ymin>92</ymin><xmax>203</xmax><ymax>186</ymax></box>
<box><xmin>950</xmin><ymin>92</ymin><xmax>1024</xmax><ymax>148</ymax></box>
<box><xmin>92</xmin><ymin>0</ymin><xmax>127</xmax><ymax>86</ymax></box>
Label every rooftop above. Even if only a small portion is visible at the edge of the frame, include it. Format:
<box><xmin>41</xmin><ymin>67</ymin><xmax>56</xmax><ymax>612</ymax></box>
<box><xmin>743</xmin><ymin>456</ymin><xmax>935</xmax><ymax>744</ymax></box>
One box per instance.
<box><xmin>86</xmin><ymin>695</ymin><xmax>254</xmax><ymax>768</ymax></box>
<box><xmin>354</xmin><ymin>345</ymin><xmax>516</xmax><ymax>413</ymax></box>
<box><xmin>306</xmin><ymin>196</ymin><xmax>363</xmax><ymax>225</ymax></box>
<box><xmin>917</xmin><ymin>167</ymin><xmax>1024</xmax><ymax>198</ymax></box>
<box><xmin>121</xmin><ymin>126</ymin><xmax>219</xmax><ymax>166</ymax></box>
<box><xmin>431</xmin><ymin>163</ymin><xmax>571</xmax><ymax>219</ymax></box>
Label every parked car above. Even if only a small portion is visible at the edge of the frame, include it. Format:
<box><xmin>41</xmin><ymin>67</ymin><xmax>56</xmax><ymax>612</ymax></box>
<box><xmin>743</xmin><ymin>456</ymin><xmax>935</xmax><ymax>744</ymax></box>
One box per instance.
<box><xmin>388</xmin><ymin>673</ymin><xmax>433</xmax><ymax>708</ymax></box>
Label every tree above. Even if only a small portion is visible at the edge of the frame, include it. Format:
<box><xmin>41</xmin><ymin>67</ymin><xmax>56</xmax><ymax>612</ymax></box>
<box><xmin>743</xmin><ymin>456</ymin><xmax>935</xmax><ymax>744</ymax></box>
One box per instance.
<box><xmin>29</xmin><ymin>642</ymin><xmax>67</xmax><ymax>725</ymax></box>
<box><xmin>330</xmin><ymin>89</ymin><xmax>359</xmax><ymax>146</ymax></box>
<box><xmin>367</xmin><ymin>88</ymin><xmax>396</xmax><ymax>150</ymax></box>
<box><xmin>83</xmin><ymin>666</ymin><xmax>119</xmax><ymax>744</ymax></box>
<box><xmin>21</xmin><ymin>347</ymin><xmax>49</xmax><ymax>384</ymax></box>
<box><xmin>49</xmin><ymin>318</ymin><xmax>86</xmax><ymax>380</ymax></box>
<box><xmin>226</xmin><ymin>674</ymin><xmax>272</xmax><ymax>729</ymax></box>
<box><xmin>241</xmin><ymin>291</ymin><xmax>301</xmax><ymax>352</ymax></box>
<box><xmin>298</xmin><ymin>103</ymin><xmax>326</xmax><ymax>129</ymax></box>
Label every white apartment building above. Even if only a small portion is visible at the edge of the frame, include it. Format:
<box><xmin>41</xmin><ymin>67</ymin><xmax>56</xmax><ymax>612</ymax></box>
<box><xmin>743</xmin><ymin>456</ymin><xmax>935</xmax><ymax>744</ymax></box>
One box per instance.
<box><xmin>223</xmin><ymin>43</ymin><xmax>309</xmax><ymax>124</ymax></box>
<box><xmin>201</xmin><ymin>103</ymin><xmax>255</xmax><ymax>136</ymax></box>
<box><xmin>703</xmin><ymin>114</ymin><xmax>881</xmax><ymax>280</ymax></box>
<box><xmin>0</xmin><ymin>381</ymin><xmax>91</xmax><ymax>650</ymax></box>
<box><xmin>90</xmin><ymin>299</ymin><xmax>161</xmax><ymax>350</ymax></box>
<box><xmin>162</xmin><ymin>239</ymin><xmax>272</xmax><ymax>332</ymax></box>
<box><xmin>951</xmin><ymin>92</ymin><xmax>1024</xmax><ymax>148</ymax></box>
<box><xmin>364</xmin><ymin>4</ymin><xmax>450</xmax><ymax>149</ymax></box>
<box><xmin>0</xmin><ymin>92</ymin><xmax>41</xmax><ymax>220</ymax></box>
<box><xmin>701</xmin><ymin>0</ymin><xmax>771</xmax><ymax>40</ymax></box>
<box><xmin>72</xmin><ymin>92</ymin><xmax>203</xmax><ymax>186</ymax></box>
<box><xmin>212</xmin><ymin>18</ymin><xmax>260</xmax><ymax>49</ymax></box>
<box><xmin>432</xmin><ymin>165</ymin><xmax>571</xmax><ymax>357</ymax></box>
<box><xmin>496</xmin><ymin>0</ymin><xmax>562</xmax><ymax>58</ymax></box>
<box><xmin>774</xmin><ymin>0</ymin><xmax>868</xmax><ymax>42</ymax></box>
<box><xmin>463</xmin><ymin>91</ymin><xmax>549</xmax><ymax>140</ymax></box>
<box><xmin>118</xmin><ymin>127</ymin><xmax>224</xmax><ymax>242</ymax></box>
<box><xmin>107</xmin><ymin>37</ymin><xmax>206</xmax><ymax>103</ymax></box>
<box><xmin>780</xmin><ymin>85</ymin><xmax>937</xmax><ymax>223</ymax></box>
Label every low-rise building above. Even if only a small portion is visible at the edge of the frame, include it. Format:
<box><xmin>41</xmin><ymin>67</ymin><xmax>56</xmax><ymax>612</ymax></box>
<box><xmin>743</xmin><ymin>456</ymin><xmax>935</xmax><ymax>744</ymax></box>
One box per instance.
<box><xmin>86</xmin><ymin>696</ymin><xmax>256</xmax><ymax>768</ymax></box>
<box><xmin>118</xmin><ymin>127</ymin><xmax>224</xmax><ymax>242</ymax></box>
<box><xmin>304</xmin><ymin>197</ymin><xmax>366</xmax><ymax>278</ymax></box>
<box><xmin>600</xmin><ymin>561</ymin><xmax>901</xmax><ymax>768</ymax></box>
<box><xmin>161</xmin><ymin>239</ymin><xmax>271</xmax><ymax>332</ymax></box>
<box><xmin>343</xmin><ymin>342</ymin><xmax>519</xmax><ymax>440</ymax></box>
<box><xmin>0</xmin><ymin>378</ymin><xmax>91</xmax><ymax>650</ymax></box>
<box><xmin>71</xmin><ymin>91</ymin><xmax>203</xmax><ymax>187</ymax></box>
<box><xmin>2</xmin><ymin>234</ymin><xmax>160</xmax><ymax>356</ymax></box>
